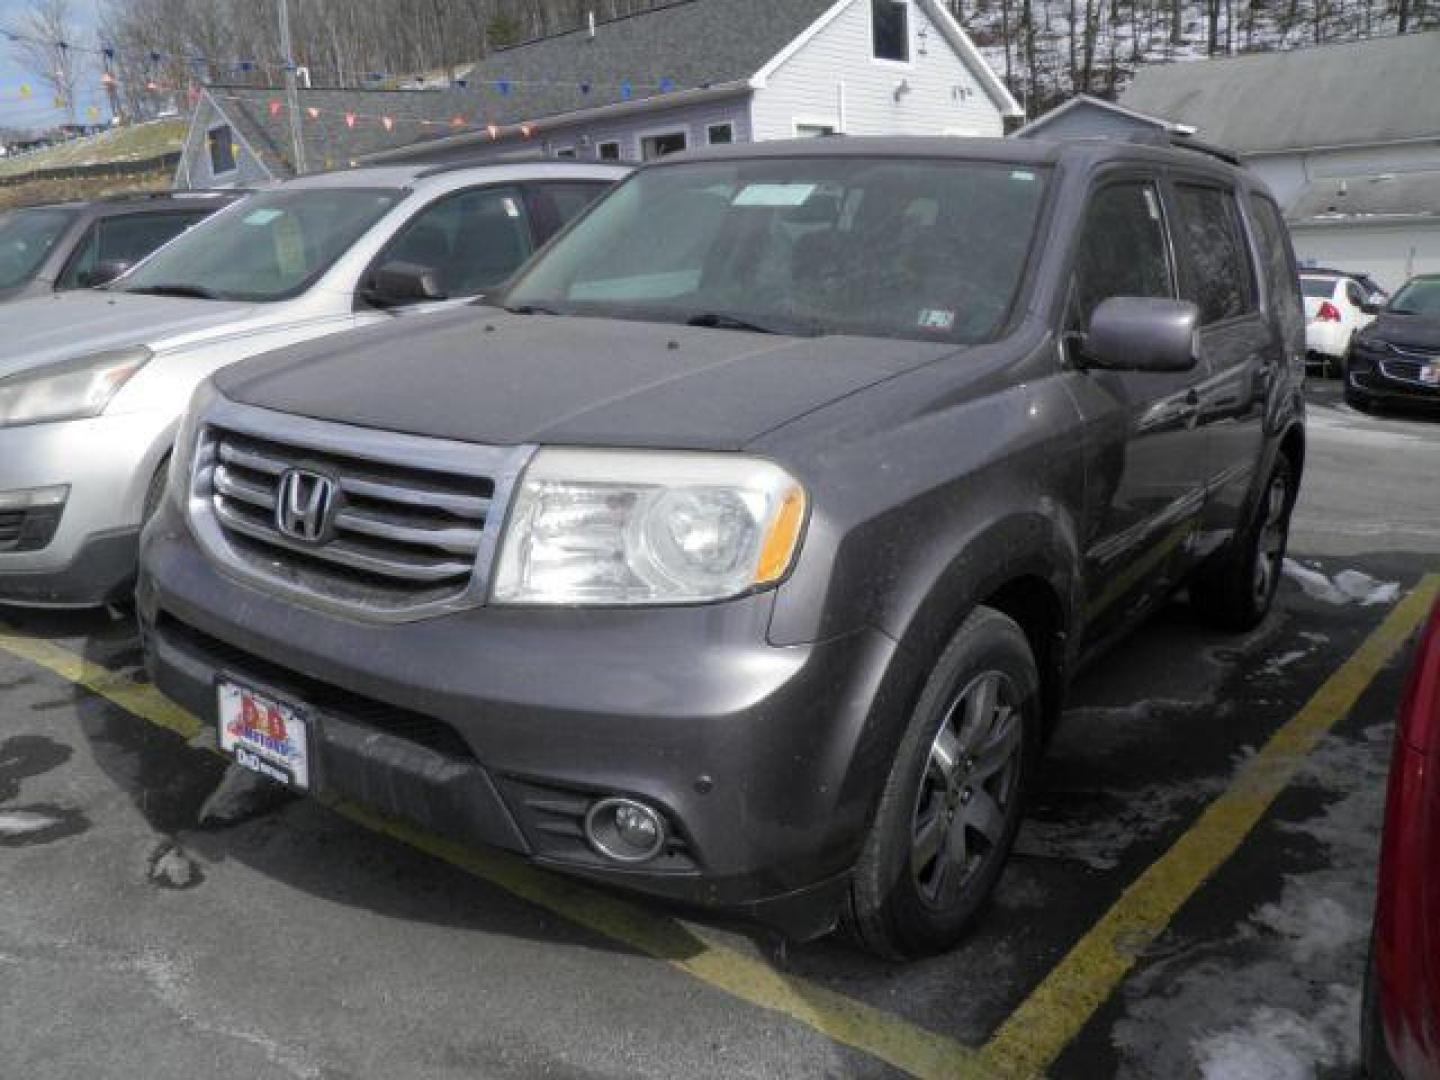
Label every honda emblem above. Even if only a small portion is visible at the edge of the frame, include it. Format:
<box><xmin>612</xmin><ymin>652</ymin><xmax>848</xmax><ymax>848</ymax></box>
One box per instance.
<box><xmin>275</xmin><ymin>469</ymin><xmax>337</xmax><ymax>544</ymax></box>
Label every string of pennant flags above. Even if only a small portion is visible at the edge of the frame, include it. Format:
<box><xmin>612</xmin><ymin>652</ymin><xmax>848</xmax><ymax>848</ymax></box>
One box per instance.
<box><xmin>0</xmin><ymin>24</ymin><xmax>682</xmax><ymax>109</ymax></box>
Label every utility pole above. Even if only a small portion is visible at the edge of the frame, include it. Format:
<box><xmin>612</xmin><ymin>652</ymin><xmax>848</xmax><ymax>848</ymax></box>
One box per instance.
<box><xmin>279</xmin><ymin>0</ymin><xmax>307</xmax><ymax>174</ymax></box>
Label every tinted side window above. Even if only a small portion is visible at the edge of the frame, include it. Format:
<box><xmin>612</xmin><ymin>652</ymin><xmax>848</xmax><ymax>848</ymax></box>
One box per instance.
<box><xmin>1174</xmin><ymin>184</ymin><xmax>1256</xmax><ymax>325</ymax></box>
<box><xmin>1346</xmin><ymin>280</ymin><xmax>1366</xmax><ymax>307</ymax></box>
<box><xmin>58</xmin><ymin>211</ymin><xmax>210</xmax><ymax>289</ymax></box>
<box><xmin>1247</xmin><ymin>195</ymin><xmax>1304</xmax><ymax>346</ymax></box>
<box><xmin>524</xmin><ymin>181</ymin><xmax>610</xmax><ymax>246</ymax></box>
<box><xmin>380</xmin><ymin>186</ymin><xmax>532</xmax><ymax>300</ymax></box>
<box><xmin>1072</xmin><ymin>181</ymin><xmax>1173</xmax><ymax>326</ymax></box>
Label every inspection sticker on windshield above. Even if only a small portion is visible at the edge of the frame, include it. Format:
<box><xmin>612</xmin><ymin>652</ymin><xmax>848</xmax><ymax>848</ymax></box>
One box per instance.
<box><xmin>243</xmin><ymin>208</ymin><xmax>284</xmax><ymax>226</ymax></box>
<box><xmin>918</xmin><ymin>309</ymin><xmax>956</xmax><ymax>331</ymax></box>
<box><xmin>218</xmin><ymin>680</ymin><xmax>311</xmax><ymax>790</ymax></box>
<box><xmin>733</xmin><ymin>183</ymin><xmax>817</xmax><ymax>207</ymax></box>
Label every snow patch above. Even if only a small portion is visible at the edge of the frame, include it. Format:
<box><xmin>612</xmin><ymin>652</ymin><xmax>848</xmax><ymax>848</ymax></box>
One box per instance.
<box><xmin>1282</xmin><ymin>560</ymin><xmax>1399</xmax><ymax>606</ymax></box>
<box><xmin>1259</xmin><ymin>650</ymin><xmax>1308</xmax><ymax>677</ymax></box>
<box><xmin>1194</xmin><ymin>988</ymin><xmax>1358</xmax><ymax>1080</ymax></box>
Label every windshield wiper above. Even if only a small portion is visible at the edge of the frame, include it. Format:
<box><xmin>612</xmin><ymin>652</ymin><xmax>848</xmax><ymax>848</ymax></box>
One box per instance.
<box><xmin>504</xmin><ymin>303</ymin><xmax>566</xmax><ymax>316</ymax></box>
<box><xmin>124</xmin><ymin>283</ymin><xmax>224</xmax><ymax>300</ymax></box>
<box><xmin>685</xmin><ymin>311</ymin><xmax>820</xmax><ymax>337</ymax></box>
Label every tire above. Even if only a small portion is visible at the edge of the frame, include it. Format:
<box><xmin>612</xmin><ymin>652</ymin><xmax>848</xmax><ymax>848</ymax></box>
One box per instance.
<box><xmin>1190</xmin><ymin>454</ymin><xmax>1295</xmax><ymax>632</ymax></box>
<box><xmin>1346</xmin><ymin>384</ymin><xmax>1375</xmax><ymax>414</ymax></box>
<box><xmin>844</xmin><ymin>606</ymin><xmax>1040</xmax><ymax>959</ymax></box>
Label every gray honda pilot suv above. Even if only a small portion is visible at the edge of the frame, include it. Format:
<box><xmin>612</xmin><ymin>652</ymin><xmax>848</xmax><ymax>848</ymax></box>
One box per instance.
<box><xmin>138</xmin><ymin>137</ymin><xmax>1306</xmax><ymax>958</ymax></box>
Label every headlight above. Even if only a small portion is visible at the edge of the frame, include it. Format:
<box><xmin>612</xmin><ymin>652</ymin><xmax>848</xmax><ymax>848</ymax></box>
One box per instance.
<box><xmin>0</xmin><ymin>346</ymin><xmax>152</xmax><ymax>427</ymax></box>
<box><xmin>168</xmin><ymin>377</ymin><xmax>219</xmax><ymax>511</ymax></box>
<box><xmin>492</xmin><ymin>448</ymin><xmax>808</xmax><ymax>606</ymax></box>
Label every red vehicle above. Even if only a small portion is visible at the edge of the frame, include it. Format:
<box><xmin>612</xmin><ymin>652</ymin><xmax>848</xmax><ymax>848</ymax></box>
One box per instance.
<box><xmin>1366</xmin><ymin>595</ymin><xmax>1440</xmax><ymax>1078</ymax></box>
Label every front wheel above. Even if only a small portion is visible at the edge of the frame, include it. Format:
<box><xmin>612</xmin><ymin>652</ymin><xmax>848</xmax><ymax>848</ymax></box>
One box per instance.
<box><xmin>1190</xmin><ymin>455</ymin><xmax>1295</xmax><ymax>632</ymax></box>
<box><xmin>844</xmin><ymin>607</ymin><xmax>1040</xmax><ymax>959</ymax></box>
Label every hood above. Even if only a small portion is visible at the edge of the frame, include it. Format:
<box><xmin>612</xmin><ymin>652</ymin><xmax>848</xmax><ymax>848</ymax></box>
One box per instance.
<box><xmin>1361</xmin><ymin>311</ymin><xmax>1440</xmax><ymax>352</ymax></box>
<box><xmin>216</xmin><ymin>308</ymin><xmax>962</xmax><ymax>450</ymax></box>
<box><xmin>0</xmin><ymin>290</ymin><xmax>255</xmax><ymax>380</ymax></box>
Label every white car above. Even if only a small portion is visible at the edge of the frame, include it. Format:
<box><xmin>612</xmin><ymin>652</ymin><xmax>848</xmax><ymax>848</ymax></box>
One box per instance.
<box><xmin>0</xmin><ymin>159</ymin><xmax>626</xmax><ymax>607</ymax></box>
<box><xmin>1301</xmin><ymin>271</ymin><xmax>1377</xmax><ymax>375</ymax></box>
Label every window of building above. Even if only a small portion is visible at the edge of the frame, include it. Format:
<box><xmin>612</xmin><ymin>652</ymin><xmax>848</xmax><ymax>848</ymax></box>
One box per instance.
<box><xmin>795</xmin><ymin>122</ymin><xmax>837</xmax><ymax>139</ymax></box>
<box><xmin>208</xmin><ymin>124</ymin><xmax>236</xmax><ymax>175</ymax></box>
<box><xmin>553</xmin><ymin>146</ymin><xmax>577</xmax><ymax>159</ymax></box>
<box><xmin>706</xmin><ymin>123</ymin><xmax>735</xmax><ymax>146</ymax></box>
<box><xmin>872</xmin><ymin>0</ymin><xmax>910</xmax><ymax>63</ymax></box>
<box><xmin>1174</xmin><ymin>183</ymin><xmax>1257</xmax><ymax>325</ymax></box>
<box><xmin>597</xmin><ymin>141</ymin><xmax>622</xmax><ymax>161</ymax></box>
<box><xmin>1070</xmin><ymin>181</ymin><xmax>1174</xmax><ymax>328</ymax></box>
<box><xmin>640</xmin><ymin>130</ymin><xmax>688</xmax><ymax>160</ymax></box>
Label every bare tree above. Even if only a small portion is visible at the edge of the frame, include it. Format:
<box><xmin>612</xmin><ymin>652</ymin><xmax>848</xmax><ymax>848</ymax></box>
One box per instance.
<box><xmin>6</xmin><ymin>0</ymin><xmax>86</xmax><ymax>124</ymax></box>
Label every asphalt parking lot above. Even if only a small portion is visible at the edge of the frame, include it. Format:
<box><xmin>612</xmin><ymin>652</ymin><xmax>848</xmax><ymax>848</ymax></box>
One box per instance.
<box><xmin>1</xmin><ymin>381</ymin><xmax>1437</xmax><ymax>1080</ymax></box>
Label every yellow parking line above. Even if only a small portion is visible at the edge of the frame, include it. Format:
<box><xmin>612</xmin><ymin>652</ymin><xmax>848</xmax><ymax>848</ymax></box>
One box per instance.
<box><xmin>0</xmin><ymin>628</ymin><xmax>989</xmax><ymax>1080</ymax></box>
<box><xmin>978</xmin><ymin>573</ymin><xmax>1440</xmax><ymax>1079</ymax></box>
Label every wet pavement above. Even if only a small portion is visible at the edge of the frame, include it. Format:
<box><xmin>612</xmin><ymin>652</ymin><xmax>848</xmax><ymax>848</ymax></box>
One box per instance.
<box><xmin>0</xmin><ymin>381</ymin><xmax>1436</xmax><ymax>1079</ymax></box>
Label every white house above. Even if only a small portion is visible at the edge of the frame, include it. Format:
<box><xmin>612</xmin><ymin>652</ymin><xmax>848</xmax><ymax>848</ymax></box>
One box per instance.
<box><xmin>178</xmin><ymin>0</ymin><xmax>1021</xmax><ymax>187</ymax></box>
<box><xmin>1117</xmin><ymin>32</ymin><xmax>1440</xmax><ymax>290</ymax></box>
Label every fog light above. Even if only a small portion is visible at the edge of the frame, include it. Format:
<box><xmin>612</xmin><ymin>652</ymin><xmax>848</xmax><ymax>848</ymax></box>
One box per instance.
<box><xmin>584</xmin><ymin>797</ymin><xmax>667</xmax><ymax>864</ymax></box>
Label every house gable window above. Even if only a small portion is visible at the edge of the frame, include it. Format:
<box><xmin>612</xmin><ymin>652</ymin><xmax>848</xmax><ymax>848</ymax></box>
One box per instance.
<box><xmin>872</xmin><ymin>0</ymin><xmax>910</xmax><ymax>63</ymax></box>
<box><xmin>208</xmin><ymin>124</ymin><xmax>236</xmax><ymax>175</ymax></box>
<box><xmin>706</xmin><ymin>123</ymin><xmax>735</xmax><ymax>146</ymax></box>
<box><xmin>597</xmin><ymin>141</ymin><xmax>622</xmax><ymax>161</ymax></box>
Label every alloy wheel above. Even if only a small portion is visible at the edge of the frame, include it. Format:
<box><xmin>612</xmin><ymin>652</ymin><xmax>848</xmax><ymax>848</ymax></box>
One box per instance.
<box><xmin>910</xmin><ymin>670</ymin><xmax>1024</xmax><ymax>911</ymax></box>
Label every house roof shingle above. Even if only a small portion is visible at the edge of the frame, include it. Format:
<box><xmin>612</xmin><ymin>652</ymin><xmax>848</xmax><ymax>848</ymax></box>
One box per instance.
<box><xmin>205</xmin><ymin>0</ymin><xmax>839</xmax><ymax>175</ymax></box>
<box><xmin>1119</xmin><ymin>30</ymin><xmax>1440</xmax><ymax>155</ymax></box>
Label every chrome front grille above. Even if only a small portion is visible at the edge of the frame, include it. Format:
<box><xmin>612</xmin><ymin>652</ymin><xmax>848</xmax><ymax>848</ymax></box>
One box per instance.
<box><xmin>188</xmin><ymin>400</ymin><xmax>533</xmax><ymax>620</ymax></box>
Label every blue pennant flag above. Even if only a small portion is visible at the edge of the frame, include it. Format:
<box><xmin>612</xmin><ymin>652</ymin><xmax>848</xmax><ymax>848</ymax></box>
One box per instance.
<box><xmin>496</xmin><ymin>79</ymin><xmax>512</xmax><ymax>96</ymax></box>
<box><xmin>620</xmin><ymin>80</ymin><xmax>633</xmax><ymax>100</ymax></box>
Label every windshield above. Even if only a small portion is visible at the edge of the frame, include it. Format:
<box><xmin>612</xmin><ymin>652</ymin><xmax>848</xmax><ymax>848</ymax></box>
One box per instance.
<box><xmin>0</xmin><ymin>207</ymin><xmax>77</xmax><ymax>289</ymax></box>
<box><xmin>503</xmin><ymin>157</ymin><xmax>1051</xmax><ymax>343</ymax></box>
<box><xmin>120</xmin><ymin>188</ymin><xmax>400</xmax><ymax>302</ymax></box>
<box><xmin>1388</xmin><ymin>278</ymin><xmax>1440</xmax><ymax>316</ymax></box>
<box><xmin>1300</xmin><ymin>277</ymin><xmax>1338</xmax><ymax>299</ymax></box>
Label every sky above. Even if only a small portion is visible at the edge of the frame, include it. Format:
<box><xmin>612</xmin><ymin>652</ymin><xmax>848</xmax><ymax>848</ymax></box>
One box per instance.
<box><xmin>0</xmin><ymin>0</ymin><xmax>107</xmax><ymax>132</ymax></box>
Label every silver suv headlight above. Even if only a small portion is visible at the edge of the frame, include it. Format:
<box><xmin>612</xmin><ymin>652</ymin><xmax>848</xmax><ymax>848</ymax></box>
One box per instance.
<box><xmin>0</xmin><ymin>346</ymin><xmax>152</xmax><ymax>427</ymax></box>
<box><xmin>491</xmin><ymin>448</ymin><xmax>807</xmax><ymax>606</ymax></box>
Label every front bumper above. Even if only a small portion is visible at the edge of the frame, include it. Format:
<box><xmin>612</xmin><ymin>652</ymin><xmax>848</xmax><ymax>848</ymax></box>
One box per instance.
<box><xmin>1305</xmin><ymin>321</ymin><xmax>1348</xmax><ymax>359</ymax></box>
<box><xmin>138</xmin><ymin>499</ymin><xmax>915</xmax><ymax>937</ymax></box>
<box><xmin>1346</xmin><ymin>347</ymin><xmax>1440</xmax><ymax>407</ymax></box>
<box><xmin>0</xmin><ymin>410</ymin><xmax>169</xmax><ymax>606</ymax></box>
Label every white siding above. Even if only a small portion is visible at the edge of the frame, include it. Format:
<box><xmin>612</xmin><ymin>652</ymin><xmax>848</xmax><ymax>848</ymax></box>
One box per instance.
<box><xmin>530</xmin><ymin>98</ymin><xmax>751</xmax><ymax>162</ymax></box>
<box><xmin>749</xmin><ymin>0</ymin><xmax>1004</xmax><ymax>141</ymax></box>
<box><xmin>1291</xmin><ymin>222</ymin><xmax>1440</xmax><ymax>294</ymax></box>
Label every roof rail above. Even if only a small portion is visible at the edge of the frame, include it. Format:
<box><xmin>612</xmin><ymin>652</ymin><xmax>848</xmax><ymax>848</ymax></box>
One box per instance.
<box><xmin>96</xmin><ymin>188</ymin><xmax>244</xmax><ymax>202</ymax></box>
<box><xmin>1122</xmin><ymin>129</ymin><xmax>1243</xmax><ymax>167</ymax></box>
<box><xmin>413</xmin><ymin>150</ymin><xmax>553</xmax><ymax>178</ymax></box>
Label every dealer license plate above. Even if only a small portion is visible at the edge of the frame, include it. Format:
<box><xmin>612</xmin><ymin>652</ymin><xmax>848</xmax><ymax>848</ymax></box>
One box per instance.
<box><xmin>217</xmin><ymin>680</ymin><xmax>311</xmax><ymax>790</ymax></box>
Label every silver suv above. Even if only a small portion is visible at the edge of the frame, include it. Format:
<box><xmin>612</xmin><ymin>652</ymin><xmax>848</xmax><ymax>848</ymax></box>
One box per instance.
<box><xmin>0</xmin><ymin>160</ymin><xmax>624</xmax><ymax>606</ymax></box>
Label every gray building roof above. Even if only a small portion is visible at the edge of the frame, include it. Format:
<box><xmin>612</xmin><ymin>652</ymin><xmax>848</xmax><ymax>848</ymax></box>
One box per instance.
<box><xmin>1119</xmin><ymin>30</ymin><xmax>1440</xmax><ymax>154</ymax></box>
<box><xmin>201</xmin><ymin>0</ymin><xmax>838</xmax><ymax>175</ymax></box>
<box><xmin>1288</xmin><ymin>170</ymin><xmax>1440</xmax><ymax>226</ymax></box>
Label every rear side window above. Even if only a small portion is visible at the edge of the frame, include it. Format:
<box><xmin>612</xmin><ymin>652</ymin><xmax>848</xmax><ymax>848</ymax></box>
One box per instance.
<box><xmin>379</xmin><ymin>185</ymin><xmax>532</xmax><ymax>300</ymax></box>
<box><xmin>59</xmin><ymin>210</ymin><xmax>210</xmax><ymax>289</ymax></box>
<box><xmin>1345</xmin><ymin>280</ymin><xmax>1366</xmax><ymax>307</ymax></box>
<box><xmin>1301</xmin><ymin>277</ymin><xmax>1337</xmax><ymax>298</ymax></box>
<box><xmin>1248</xmin><ymin>195</ymin><xmax>1304</xmax><ymax>344</ymax></box>
<box><xmin>524</xmin><ymin>181</ymin><xmax>610</xmax><ymax>246</ymax></box>
<box><xmin>1173</xmin><ymin>184</ymin><xmax>1256</xmax><ymax>325</ymax></box>
<box><xmin>1071</xmin><ymin>180</ymin><xmax>1173</xmax><ymax>327</ymax></box>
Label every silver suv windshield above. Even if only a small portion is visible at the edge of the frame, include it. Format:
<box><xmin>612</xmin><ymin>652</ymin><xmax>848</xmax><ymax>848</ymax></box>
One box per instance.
<box><xmin>0</xmin><ymin>207</ymin><xmax>78</xmax><ymax>289</ymax></box>
<box><xmin>119</xmin><ymin>187</ymin><xmax>400</xmax><ymax>302</ymax></box>
<box><xmin>503</xmin><ymin>156</ymin><xmax>1050</xmax><ymax>343</ymax></box>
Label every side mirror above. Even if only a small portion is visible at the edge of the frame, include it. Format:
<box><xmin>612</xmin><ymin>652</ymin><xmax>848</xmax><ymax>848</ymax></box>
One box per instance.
<box><xmin>362</xmin><ymin>260</ymin><xmax>447</xmax><ymax>308</ymax></box>
<box><xmin>80</xmin><ymin>259</ymin><xmax>132</xmax><ymax>287</ymax></box>
<box><xmin>1083</xmin><ymin>297</ymin><xmax>1201</xmax><ymax>373</ymax></box>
